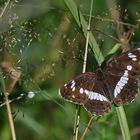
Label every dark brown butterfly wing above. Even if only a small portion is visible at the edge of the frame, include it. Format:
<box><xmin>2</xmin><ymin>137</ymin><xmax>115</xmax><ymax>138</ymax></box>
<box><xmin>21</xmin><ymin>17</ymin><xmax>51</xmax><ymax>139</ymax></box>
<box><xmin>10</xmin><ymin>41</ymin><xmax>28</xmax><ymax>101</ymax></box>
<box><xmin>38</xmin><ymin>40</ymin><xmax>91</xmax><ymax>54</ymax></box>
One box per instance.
<box><xmin>59</xmin><ymin>72</ymin><xmax>112</xmax><ymax>115</ymax></box>
<box><xmin>103</xmin><ymin>47</ymin><xmax>140</xmax><ymax>106</ymax></box>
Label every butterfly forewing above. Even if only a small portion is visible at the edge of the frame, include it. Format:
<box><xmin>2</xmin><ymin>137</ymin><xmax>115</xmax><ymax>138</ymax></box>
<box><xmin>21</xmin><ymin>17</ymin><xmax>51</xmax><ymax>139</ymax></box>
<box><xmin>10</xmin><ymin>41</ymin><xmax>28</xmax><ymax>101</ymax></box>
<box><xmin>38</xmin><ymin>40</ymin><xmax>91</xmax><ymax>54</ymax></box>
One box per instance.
<box><xmin>60</xmin><ymin>72</ymin><xmax>96</xmax><ymax>104</ymax></box>
<box><xmin>60</xmin><ymin>72</ymin><xmax>112</xmax><ymax>115</ymax></box>
<box><xmin>104</xmin><ymin>47</ymin><xmax>140</xmax><ymax>106</ymax></box>
<box><xmin>104</xmin><ymin>48</ymin><xmax>140</xmax><ymax>75</ymax></box>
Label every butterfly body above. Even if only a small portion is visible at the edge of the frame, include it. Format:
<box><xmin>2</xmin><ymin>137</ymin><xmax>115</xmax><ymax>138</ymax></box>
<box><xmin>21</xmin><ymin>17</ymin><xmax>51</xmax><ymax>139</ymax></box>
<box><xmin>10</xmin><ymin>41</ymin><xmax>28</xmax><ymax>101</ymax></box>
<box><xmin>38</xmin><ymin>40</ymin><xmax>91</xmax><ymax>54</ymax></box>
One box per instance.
<box><xmin>59</xmin><ymin>48</ymin><xmax>140</xmax><ymax>116</ymax></box>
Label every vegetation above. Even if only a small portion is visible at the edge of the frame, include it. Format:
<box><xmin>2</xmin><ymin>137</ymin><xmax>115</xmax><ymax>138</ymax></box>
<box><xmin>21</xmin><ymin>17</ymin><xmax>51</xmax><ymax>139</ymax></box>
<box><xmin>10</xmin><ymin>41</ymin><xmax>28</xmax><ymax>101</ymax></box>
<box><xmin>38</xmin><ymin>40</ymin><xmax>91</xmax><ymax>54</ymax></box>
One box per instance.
<box><xmin>0</xmin><ymin>0</ymin><xmax>140</xmax><ymax>140</ymax></box>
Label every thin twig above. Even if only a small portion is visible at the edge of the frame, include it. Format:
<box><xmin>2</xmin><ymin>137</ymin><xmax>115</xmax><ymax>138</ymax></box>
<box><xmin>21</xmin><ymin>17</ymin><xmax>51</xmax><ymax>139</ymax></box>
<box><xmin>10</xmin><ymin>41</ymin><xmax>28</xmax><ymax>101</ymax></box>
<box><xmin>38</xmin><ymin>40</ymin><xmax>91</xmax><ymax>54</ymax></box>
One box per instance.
<box><xmin>73</xmin><ymin>105</ymin><xmax>81</xmax><ymax>140</ymax></box>
<box><xmin>73</xmin><ymin>1</ymin><xmax>93</xmax><ymax>140</ymax></box>
<box><xmin>0</xmin><ymin>93</ymin><xmax>25</xmax><ymax>107</ymax></box>
<box><xmin>93</xmin><ymin>29</ymin><xmax>122</xmax><ymax>43</ymax></box>
<box><xmin>0</xmin><ymin>68</ymin><xmax>16</xmax><ymax>140</ymax></box>
<box><xmin>0</xmin><ymin>0</ymin><xmax>11</xmax><ymax>19</ymax></box>
<box><xmin>84</xmin><ymin>14</ymin><xmax>138</xmax><ymax>29</ymax></box>
<box><xmin>5</xmin><ymin>95</ymin><xmax>17</xmax><ymax>140</ymax></box>
<box><xmin>123</xmin><ymin>18</ymin><xmax>140</xmax><ymax>49</ymax></box>
<box><xmin>1</xmin><ymin>62</ymin><xmax>21</xmax><ymax>140</ymax></box>
<box><xmin>80</xmin><ymin>117</ymin><xmax>93</xmax><ymax>140</ymax></box>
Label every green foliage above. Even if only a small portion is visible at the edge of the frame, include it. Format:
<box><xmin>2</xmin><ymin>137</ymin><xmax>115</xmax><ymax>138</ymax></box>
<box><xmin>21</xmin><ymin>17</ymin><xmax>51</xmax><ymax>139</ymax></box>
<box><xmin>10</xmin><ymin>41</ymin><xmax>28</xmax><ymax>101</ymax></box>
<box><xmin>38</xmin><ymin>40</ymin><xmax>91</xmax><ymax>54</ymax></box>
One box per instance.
<box><xmin>0</xmin><ymin>0</ymin><xmax>140</xmax><ymax>140</ymax></box>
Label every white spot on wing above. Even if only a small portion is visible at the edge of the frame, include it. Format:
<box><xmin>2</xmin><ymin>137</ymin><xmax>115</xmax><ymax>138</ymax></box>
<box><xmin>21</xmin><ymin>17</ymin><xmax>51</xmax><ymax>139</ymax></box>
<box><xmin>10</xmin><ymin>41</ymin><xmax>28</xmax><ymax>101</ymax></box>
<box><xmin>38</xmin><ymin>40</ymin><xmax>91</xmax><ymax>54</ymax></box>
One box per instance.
<box><xmin>71</xmin><ymin>80</ymin><xmax>75</xmax><ymax>83</ymax></box>
<box><xmin>128</xmin><ymin>53</ymin><xmax>137</xmax><ymax>58</ymax></box>
<box><xmin>132</xmin><ymin>58</ymin><xmax>137</xmax><ymax>61</ymax></box>
<box><xmin>99</xmin><ymin>94</ymin><xmax>103</xmax><ymax>101</ymax></box>
<box><xmin>118</xmin><ymin>81</ymin><xmax>125</xmax><ymax>87</ymax></box>
<box><xmin>70</xmin><ymin>80</ymin><xmax>76</xmax><ymax>89</ymax></box>
<box><xmin>84</xmin><ymin>89</ymin><xmax>89</xmax><ymax>95</ymax></box>
<box><xmin>124</xmin><ymin>70</ymin><xmax>128</xmax><ymax>76</ymax></box>
<box><xmin>96</xmin><ymin>94</ymin><xmax>99</xmax><ymax>100</ymax></box>
<box><xmin>128</xmin><ymin>52</ymin><xmax>138</xmax><ymax>61</ymax></box>
<box><xmin>114</xmin><ymin>89</ymin><xmax>118</xmax><ymax>98</ymax></box>
<box><xmin>92</xmin><ymin>92</ymin><xmax>97</xmax><ymax>99</ymax></box>
<box><xmin>118</xmin><ymin>85</ymin><xmax>123</xmax><ymax>90</ymax></box>
<box><xmin>102</xmin><ymin>95</ymin><xmax>109</xmax><ymax>101</ymax></box>
<box><xmin>127</xmin><ymin>65</ymin><xmax>132</xmax><ymax>71</ymax></box>
<box><xmin>72</xmin><ymin>87</ymin><xmax>75</xmax><ymax>91</ymax></box>
<box><xmin>121</xmin><ymin>76</ymin><xmax>128</xmax><ymax>81</ymax></box>
<box><xmin>79</xmin><ymin>88</ymin><xmax>84</xmax><ymax>94</ymax></box>
<box><xmin>116</xmin><ymin>86</ymin><xmax>121</xmax><ymax>94</ymax></box>
<box><xmin>72</xmin><ymin>95</ymin><xmax>75</xmax><ymax>98</ymax></box>
<box><xmin>128</xmin><ymin>53</ymin><xmax>133</xmax><ymax>56</ymax></box>
<box><xmin>128</xmin><ymin>54</ymin><xmax>136</xmax><ymax>58</ymax></box>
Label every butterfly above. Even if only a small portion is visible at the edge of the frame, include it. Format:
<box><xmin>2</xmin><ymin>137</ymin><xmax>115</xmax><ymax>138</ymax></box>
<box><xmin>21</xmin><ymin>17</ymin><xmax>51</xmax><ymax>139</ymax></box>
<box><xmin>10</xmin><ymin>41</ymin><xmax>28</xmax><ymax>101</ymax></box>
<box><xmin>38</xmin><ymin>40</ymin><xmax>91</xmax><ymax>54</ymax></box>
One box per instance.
<box><xmin>59</xmin><ymin>48</ymin><xmax>140</xmax><ymax>116</ymax></box>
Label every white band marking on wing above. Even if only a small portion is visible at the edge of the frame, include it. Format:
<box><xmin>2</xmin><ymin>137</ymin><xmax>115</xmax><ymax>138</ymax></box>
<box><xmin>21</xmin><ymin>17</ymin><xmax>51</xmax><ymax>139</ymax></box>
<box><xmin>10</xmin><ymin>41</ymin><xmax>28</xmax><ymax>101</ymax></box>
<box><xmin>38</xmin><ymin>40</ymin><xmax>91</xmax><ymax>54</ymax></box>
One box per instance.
<box><xmin>87</xmin><ymin>91</ymin><xmax>108</xmax><ymax>102</ymax></box>
<box><xmin>114</xmin><ymin>65</ymin><xmax>133</xmax><ymax>98</ymax></box>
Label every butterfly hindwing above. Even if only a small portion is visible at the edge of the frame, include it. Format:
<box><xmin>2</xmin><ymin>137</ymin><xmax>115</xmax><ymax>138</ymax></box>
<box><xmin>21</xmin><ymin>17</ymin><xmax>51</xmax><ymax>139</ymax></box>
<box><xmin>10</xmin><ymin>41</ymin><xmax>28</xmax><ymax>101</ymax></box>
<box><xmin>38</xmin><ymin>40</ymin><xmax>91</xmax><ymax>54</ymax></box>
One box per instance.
<box><xmin>113</xmin><ymin>78</ymin><xmax>139</xmax><ymax>106</ymax></box>
<box><xmin>84</xmin><ymin>99</ymin><xmax>111</xmax><ymax>116</ymax></box>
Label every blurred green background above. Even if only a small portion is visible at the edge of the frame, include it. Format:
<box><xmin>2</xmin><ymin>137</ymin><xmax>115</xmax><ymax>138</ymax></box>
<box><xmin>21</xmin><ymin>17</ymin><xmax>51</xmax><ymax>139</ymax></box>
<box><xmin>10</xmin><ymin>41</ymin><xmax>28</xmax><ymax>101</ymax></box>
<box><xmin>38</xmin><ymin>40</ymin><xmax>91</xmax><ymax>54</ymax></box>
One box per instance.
<box><xmin>0</xmin><ymin>0</ymin><xmax>140</xmax><ymax>140</ymax></box>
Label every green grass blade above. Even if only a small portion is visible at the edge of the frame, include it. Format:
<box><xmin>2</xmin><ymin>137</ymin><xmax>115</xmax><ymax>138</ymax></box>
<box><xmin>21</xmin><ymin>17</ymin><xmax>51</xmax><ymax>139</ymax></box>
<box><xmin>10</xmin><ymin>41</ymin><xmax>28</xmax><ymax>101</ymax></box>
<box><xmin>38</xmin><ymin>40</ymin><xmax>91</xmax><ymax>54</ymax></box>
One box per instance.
<box><xmin>63</xmin><ymin>0</ymin><xmax>104</xmax><ymax>65</ymax></box>
<box><xmin>107</xmin><ymin>43</ymin><xmax>121</xmax><ymax>55</ymax></box>
<box><xmin>116</xmin><ymin>107</ymin><xmax>131</xmax><ymax>140</ymax></box>
<box><xmin>0</xmin><ymin>68</ymin><xmax>7</xmax><ymax>94</ymax></box>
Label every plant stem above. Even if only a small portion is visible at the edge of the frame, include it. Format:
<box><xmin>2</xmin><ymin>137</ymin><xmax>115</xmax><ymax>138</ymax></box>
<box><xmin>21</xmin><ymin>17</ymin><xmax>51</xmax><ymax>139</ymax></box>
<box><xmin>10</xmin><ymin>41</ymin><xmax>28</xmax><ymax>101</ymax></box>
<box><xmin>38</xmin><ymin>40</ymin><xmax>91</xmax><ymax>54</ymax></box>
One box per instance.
<box><xmin>0</xmin><ymin>0</ymin><xmax>11</xmax><ymax>18</ymax></box>
<box><xmin>73</xmin><ymin>0</ymin><xmax>94</xmax><ymax>139</ymax></box>
<box><xmin>0</xmin><ymin>68</ymin><xmax>16</xmax><ymax>140</ymax></box>
<box><xmin>73</xmin><ymin>105</ymin><xmax>81</xmax><ymax>140</ymax></box>
<box><xmin>116</xmin><ymin>107</ymin><xmax>131</xmax><ymax>140</ymax></box>
<box><xmin>80</xmin><ymin>117</ymin><xmax>93</xmax><ymax>140</ymax></box>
